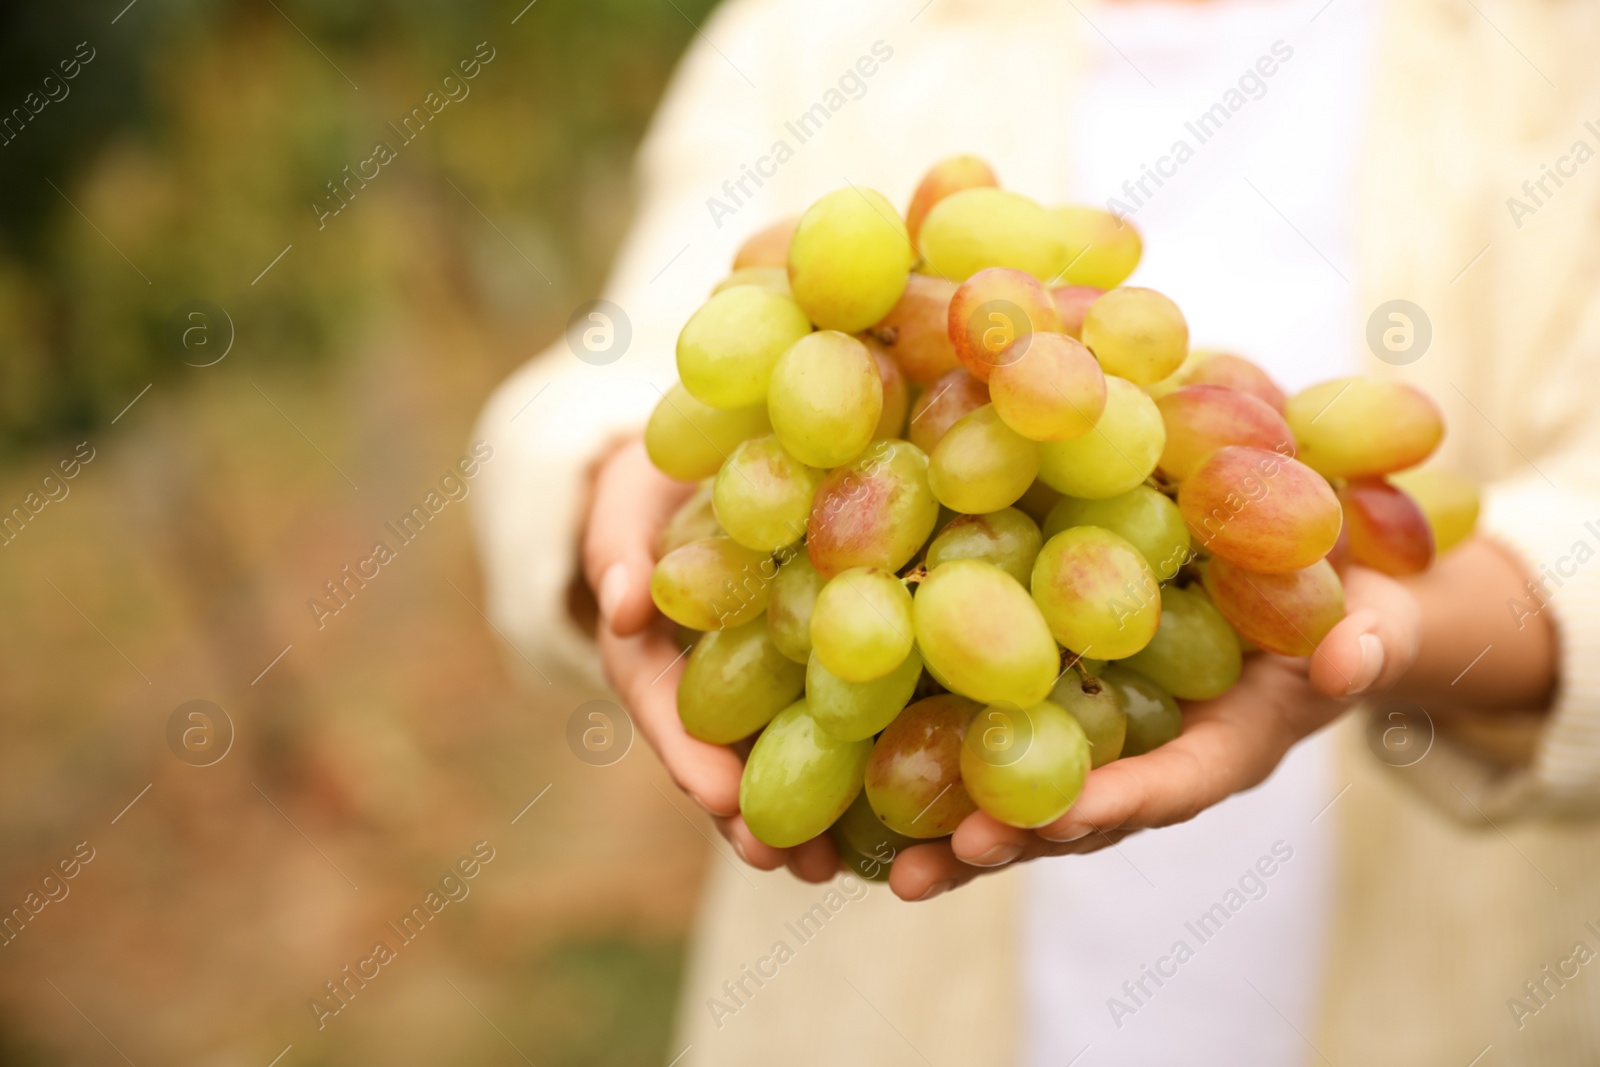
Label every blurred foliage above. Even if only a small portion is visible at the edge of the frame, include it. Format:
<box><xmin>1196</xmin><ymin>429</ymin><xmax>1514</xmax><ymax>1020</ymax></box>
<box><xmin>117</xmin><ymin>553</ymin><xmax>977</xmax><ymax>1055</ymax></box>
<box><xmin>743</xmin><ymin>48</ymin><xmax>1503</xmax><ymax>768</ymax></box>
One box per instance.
<box><xmin>0</xmin><ymin>0</ymin><xmax>717</xmax><ymax>454</ymax></box>
<box><xmin>0</xmin><ymin>2</ymin><xmax>719</xmax><ymax>1064</ymax></box>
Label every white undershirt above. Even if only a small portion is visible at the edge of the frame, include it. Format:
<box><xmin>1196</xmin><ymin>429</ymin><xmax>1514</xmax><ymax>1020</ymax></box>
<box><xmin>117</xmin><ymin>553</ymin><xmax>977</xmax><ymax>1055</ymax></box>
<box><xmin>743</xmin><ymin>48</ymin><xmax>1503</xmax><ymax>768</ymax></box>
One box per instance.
<box><xmin>1023</xmin><ymin>0</ymin><xmax>1375</xmax><ymax>1062</ymax></box>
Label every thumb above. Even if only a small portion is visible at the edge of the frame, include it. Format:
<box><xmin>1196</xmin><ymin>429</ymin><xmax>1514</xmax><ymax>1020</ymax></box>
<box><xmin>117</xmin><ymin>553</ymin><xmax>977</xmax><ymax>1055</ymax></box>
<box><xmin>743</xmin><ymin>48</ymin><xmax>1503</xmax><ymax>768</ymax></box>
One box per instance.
<box><xmin>1308</xmin><ymin>564</ymin><xmax>1421</xmax><ymax>698</ymax></box>
<box><xmin>583</xmin><ymin>438</ymin><xmax>688</xmax><ymax>637</ymax></box>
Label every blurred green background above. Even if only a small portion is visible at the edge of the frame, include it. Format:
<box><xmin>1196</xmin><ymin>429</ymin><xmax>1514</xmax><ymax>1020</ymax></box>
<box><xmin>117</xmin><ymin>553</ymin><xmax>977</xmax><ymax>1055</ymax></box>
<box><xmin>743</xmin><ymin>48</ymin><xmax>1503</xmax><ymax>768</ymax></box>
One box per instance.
<box><xmin>0</xmin><ymin>1</ymin><xmax>718</xmax><ymax>1063</ymax></box>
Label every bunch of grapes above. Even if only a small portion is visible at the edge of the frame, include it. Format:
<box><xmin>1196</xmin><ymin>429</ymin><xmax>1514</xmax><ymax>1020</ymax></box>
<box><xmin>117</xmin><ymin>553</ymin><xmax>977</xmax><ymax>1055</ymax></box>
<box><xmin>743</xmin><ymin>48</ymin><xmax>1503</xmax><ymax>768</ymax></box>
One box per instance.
<box><xmin>644</xmin><ymin>156</ymin><xmax>1478</xmax><ymax>882</ymax></box>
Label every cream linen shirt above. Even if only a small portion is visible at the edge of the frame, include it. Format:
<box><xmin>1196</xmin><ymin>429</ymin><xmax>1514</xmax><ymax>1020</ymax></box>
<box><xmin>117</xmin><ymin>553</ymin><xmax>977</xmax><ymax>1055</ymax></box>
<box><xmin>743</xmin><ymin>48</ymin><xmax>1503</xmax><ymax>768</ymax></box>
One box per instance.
<box><xmin>471</xmin><ymin>0</ymin><xmax>1600</xmax><ymax>1062</ymax></box>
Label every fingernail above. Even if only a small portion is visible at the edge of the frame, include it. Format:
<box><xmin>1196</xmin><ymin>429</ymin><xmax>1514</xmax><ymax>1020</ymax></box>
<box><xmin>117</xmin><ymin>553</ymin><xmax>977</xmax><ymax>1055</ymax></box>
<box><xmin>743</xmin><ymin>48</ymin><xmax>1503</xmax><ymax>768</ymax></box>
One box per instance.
<box><xmin>730</xmin><ymin>838</ymin><xmax>751</xmax><ymax>865</ymax></box>
<box><xmin>598</xmin><ymin>563</ymin><xmax>629</xmax><ymax>623</ymax></box>
<box><xmin>916</xmin><ymin>880</ymin><xmax>953</xmax><ymax>902</ymax></box>
<box><xmin>969</xmin><ymin>843</ymin><xmax>1023</xmax><ymax>868</ymax></box>
<box><xmin>1349</xmin><ymin>633</ymin><xmax>1385</xmax><ymax>695</ymax></box>
<box><xmin>1039</xmin><ymin>824</ymin><xmax>1093</xmax><ymax>844</ymax></box>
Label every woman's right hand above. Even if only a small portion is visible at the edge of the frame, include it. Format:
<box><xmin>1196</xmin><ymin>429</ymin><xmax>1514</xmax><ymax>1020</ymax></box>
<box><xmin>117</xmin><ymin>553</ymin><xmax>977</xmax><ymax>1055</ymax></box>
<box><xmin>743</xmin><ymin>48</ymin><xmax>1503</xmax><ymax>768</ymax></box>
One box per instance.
<box><xmin>582</xmin><ymin>437</ymin><xmax>840</xmax><ymax>882</ymax></box>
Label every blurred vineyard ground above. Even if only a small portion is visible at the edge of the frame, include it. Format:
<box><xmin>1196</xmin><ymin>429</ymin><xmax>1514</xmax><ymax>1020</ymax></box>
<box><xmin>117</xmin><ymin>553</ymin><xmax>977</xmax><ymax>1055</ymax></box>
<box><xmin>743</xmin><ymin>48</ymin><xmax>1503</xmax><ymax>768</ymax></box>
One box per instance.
<box><xmin>0</xmin><ymin>1</ymin><xmax>718</xmax><ymax>1064</ymax></box>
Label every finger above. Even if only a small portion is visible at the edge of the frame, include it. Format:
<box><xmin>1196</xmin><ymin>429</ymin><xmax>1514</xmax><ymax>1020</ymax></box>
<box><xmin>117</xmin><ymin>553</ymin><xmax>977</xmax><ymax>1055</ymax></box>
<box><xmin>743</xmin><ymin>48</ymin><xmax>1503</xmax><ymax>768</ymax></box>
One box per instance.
<box><xmin>1037</xmin><ymin>657</ymin><xmax>1323</xmax><ymax>842</ymax></box>
<box><xmin>949</xmin><ymin>809</ymin><xmax>1034</xmax><ymax>868</ymax></box>
<box><xmin>887</xmin><ymin>840</ymin><xmax>984</xmax><ymax>902</ymax></box>
<box><xmin>599</xmin><ymin>619</ymin><xmax>743</xmax><ymax>816</ymax></box>
<box><xmin>1308</xmin><ymin>564</ymin><xmax>1422</xmax><ymax>698</ymax></box>
<box><xmin>717</xmin><ymin>815</ymin><xmax>788</xmax><ymax>871</ymax></box>
<box><xmin>583</xmin><ymin>438</ymin><xmax>691</xmax><ymax>637</ymax></box>
<box><xmin>787</xmin><ymin>835</ymin><xmax>841</xmax><ymax>883</ymax></box>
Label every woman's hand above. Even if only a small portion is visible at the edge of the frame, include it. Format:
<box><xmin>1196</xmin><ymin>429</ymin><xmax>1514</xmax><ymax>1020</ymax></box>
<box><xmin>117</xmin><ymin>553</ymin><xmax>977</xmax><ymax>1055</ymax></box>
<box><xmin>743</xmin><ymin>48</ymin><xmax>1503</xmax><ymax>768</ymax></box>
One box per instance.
<box><xmin>581</xmin><ymin>438</ymin><xmax>839</xmax><ymax>883</ymax></box>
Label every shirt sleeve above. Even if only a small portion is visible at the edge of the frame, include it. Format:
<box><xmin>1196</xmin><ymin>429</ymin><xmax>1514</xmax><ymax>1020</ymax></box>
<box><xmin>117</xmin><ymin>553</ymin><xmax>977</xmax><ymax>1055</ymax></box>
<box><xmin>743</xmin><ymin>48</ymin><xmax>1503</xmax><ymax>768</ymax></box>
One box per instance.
<box><xmin>1385</xmin><ymin>454</ymin><xmax>1600</xmax><ymax>820</ymax></box>
<box><xmin>466</xmin><ymin>0</ymin><xmax>794</xmax><ymax>690</ymax></box>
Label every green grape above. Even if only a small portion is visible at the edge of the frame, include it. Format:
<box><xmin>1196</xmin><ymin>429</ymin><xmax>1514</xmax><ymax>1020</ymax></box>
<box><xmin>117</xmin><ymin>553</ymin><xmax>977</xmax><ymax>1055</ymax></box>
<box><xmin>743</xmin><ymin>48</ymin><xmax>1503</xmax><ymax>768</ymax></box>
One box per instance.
<box><xmin>711</xmin><ymin>435</ymin><xmax>822</xmax><ymax>552</ymax></box>
<box><xmin>808</xmin><ymin>440</ymin><xmax>939</xmax><ymax>578</ymax></box>
<box><xmin>677</xmin><ymin>618</ymin><xmax>806</xmax><ymax>744</ymax></box>
<box><xmin>766</xmin><ymin>552</ymin><xmax>824</xmax><ymax>664</ymax></box>
<box><xmin>768</xmin><ymin>331</ymin><xmax>884</xmax><ymax>469</ymax></box>
<box><xmin>959</xmin><ymin>700</ymin><xmax>1091</xmax><ymax>828</ymax></box>
<box><xmin>917</xmin><ymin>187</ymin><xmax>1069</xmax><ymax>282</ymax></box>
<box><xmin>740</xmin><ymin>700</ymin><xmax>872</xmax><ymax>848</ymax></box>
<box><xmin>809</xmin><ymin>568</ymin><xmax>914</xmax><ymax>683</ymax></box>
<box><xmin>712</xmin><ymin>265</ymin><xmax>791</xmax><ymax>297</ymax></box>
<box><xmin>1043</xmin><ymin>486</ymin><xmax>1191</xmax><ymax>580</ymax></box>
<box><xmin>675</xmin><ymin>285</ymin><xmax>813</xmax><ymax>409</ymax></box>
<box><xmin>644</xmin><ymin>383</ymin><xmax>772</xmax><ymax>482</ymax></box>
<box><xmin>1080</xmin><ymin>287</ymin><xmax>1189</xmax><ymax>385</ymax></box>
<box><xmin>807</xmin><ymin>648</ymin><xmax>924</xmax><ymax>742</ymax></box>
<box><xmin>1100</xmin><ymin>666</ymin><xmax>1182</xmax><ymax>756</ymax></box>
<box><xmin>1050</xmin><ymin>670</ymin><xmax>1127</xmax><ymax>768</ymax></box>
<box><xmin>1285</xmin><ymin>377</ymin><xmax>1444</xmax><ymax>480</ymax></box>
<box><xmin>831</xmin><ymin>790</ymin><xmax>921</xmax><ymax>882</ymax></box>
<box><xmin>912</xmin><ymin>559</ymin><xmax>1058</xmax><ymax>707</ymax></box>
<box><xmin>656</xmin><ymin>479</ymin><xmax>721</xmax><ymax>558</ymax></box>
<box><xmin>650</xmin><ymin>536</ymin><xmax>772</xmax><ymax>631</ymax></box>
<box><xmin>925</xmin><ymin>507</ymin><xmax>1043</xmax><ymax>586</ymax></box>
<box><xmin>787</xmin><ymin>187</ymin><xmax>914</xmax><ymax>332</ymax></box>
<box><xmin>928</xmin><ymin>404</ymin><xmax>1040</xmax><ymax>514</ymax></box>
<box><xmin>1118</xmin><ymin>585</ymin><xmax>1241</xmax><ymax>701</ymax></box>
<box><xmin>1037</xmin><ymin>376</ymin><xmax>1165</xmax><ymax>499</ymax></box>
<box><xmin>864</xmin><ymin>694</ymin><xmax>980</xmax><ymax>838</ymax></box>
<box><xmin>1052</xmin><ymin>205</ymin><xmax>1143</xmax><ymax>289</ymax></box>
<box><xmin>1032</xmin><ymin>526</ymin><xmax>1161</xmax><ymax>660</ymax></box>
